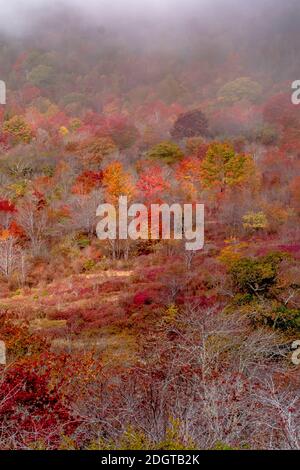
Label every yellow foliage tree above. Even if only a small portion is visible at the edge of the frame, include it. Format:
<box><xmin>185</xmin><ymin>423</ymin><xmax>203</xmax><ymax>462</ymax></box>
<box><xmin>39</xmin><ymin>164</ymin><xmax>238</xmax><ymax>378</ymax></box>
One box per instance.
<box><xmin>200</xmin><ymin>142</ymin><xmax>255</xmax><ymax>194</ymax></box>
<box><xmin>3</xmin><ymin>115</ymin><xmax>34</xmax><ymax>145</ymax></box>
<box><xmin>102</xmin><ymin>162</ymin><xmax>135</xmax><ymax>204</ymax></box>
<box><xmin>242</xmin><ymin>211</ymin><xmax>268</xmax><ymax>232</ymax></box>
<box><xmin>218</xmin><ymin>238</ymin><xmax>249</xmax><ymax>268</ymax></box>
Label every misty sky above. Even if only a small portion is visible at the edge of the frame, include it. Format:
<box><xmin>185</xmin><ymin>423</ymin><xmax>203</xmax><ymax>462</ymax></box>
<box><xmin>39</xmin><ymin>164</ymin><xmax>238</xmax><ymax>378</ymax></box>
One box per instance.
<box><xmin>0</xmin><ymin>0</ymin><xmax>299</xmax><ymax>41</ymax></box>
<box><xmin>0</xmin><ymin>0</ymin><xmax>206</xmax><ymax>22</ymax></box>
<box><xmin>0</xmin><ymin>0</ymin><xmax>241</xmax><ymax>34</ymax></box>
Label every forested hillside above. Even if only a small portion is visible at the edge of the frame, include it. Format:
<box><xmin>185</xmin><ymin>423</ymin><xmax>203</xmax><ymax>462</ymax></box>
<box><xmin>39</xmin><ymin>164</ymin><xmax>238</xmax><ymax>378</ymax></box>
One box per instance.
<box><xmin>0</xmin><ymin>0</ymin><xmax>299</xmax><ymax>450</ymax></box>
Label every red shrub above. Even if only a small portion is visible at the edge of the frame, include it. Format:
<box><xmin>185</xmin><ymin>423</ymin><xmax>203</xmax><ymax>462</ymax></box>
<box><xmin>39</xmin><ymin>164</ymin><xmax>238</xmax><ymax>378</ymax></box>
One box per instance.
<box><xmin>0</xmin><ymin>355</ymin><xmax>80</xmax><ymax>448</ymax></box>
<box><xmin>133</xmin><ymin>291</ymin><xmax>153</xmax><ymax>306</ymax></box>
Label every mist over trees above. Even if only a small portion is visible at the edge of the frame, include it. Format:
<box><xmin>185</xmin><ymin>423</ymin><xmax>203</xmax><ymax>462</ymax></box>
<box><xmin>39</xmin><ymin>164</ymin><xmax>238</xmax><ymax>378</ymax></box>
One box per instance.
<box><xmin>0</xmin><ymin>0</ymin><xmax>299</xmax><ymax>452</ymax></box>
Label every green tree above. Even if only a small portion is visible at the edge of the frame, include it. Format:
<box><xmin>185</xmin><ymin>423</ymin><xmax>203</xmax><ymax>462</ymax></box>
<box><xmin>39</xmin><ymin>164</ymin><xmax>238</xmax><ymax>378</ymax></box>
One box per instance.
<box><xmin>28</xmin><ymin>64</ymin><xmax>55</xmax><ymax>87</ymax></box>
<box><xmin>218</xmin><ymin>77</ymin><xmax>262</xmax><ymax>104</ymax></box>
<box><xmin>200</xmin><ymin>142</ymin><xmax>255</xmax><ymax>193</ymax></box>
<box><xmin>230</xmin><ymin>252</ymin><xmax>286</xmax><ymax>298</ymax></box>
<box><xmin>147</xmin><ymin>141</ymin><xmax>184</xmax><ymax>164</ymax></box>
<box><xmin>3</xmin><ymin>115</ymin><xmax>34</xmax><ymax>145</ymax></box>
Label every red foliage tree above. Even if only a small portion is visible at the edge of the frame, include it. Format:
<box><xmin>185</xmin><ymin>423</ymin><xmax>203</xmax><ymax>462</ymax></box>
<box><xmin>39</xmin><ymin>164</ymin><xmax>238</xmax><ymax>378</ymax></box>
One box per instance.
<box><xmin>0</xmin><ymin>355</ymin><xmax>79</xmax><ymax>448</ymax></box>
<box><xmin>72</xmin><ymin>170</ymin><xmax>103</xmax><ymax>195</ymax></box>
<box><xmin>137</xmin><ymin>165</ymin><xmax>170</xmax><ymax>203</ymax></box>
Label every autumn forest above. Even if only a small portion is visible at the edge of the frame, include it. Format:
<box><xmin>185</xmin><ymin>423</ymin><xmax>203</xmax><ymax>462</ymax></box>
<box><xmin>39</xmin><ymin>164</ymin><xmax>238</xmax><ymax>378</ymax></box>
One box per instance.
<box><xmin>0</xmin><ymin>0</ymin><xmax>299</xmax><ymax>451</ymax></box>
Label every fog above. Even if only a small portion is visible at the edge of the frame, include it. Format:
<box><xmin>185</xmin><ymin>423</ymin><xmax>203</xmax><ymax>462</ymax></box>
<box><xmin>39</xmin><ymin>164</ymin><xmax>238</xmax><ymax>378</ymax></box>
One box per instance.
<box><xmin>0</xmin><ymin>0</ymin><xmax>300</xmax><ymax>82</ymax></box>
<box><xmin>0</xmin><ymin>0</ymin><xmax>214</xmax><ymax>33</ymax></box>
<box><xmin>0</xmin><ymin>0</ymin><xmax>297</xmax><ymax>35</ymax></box>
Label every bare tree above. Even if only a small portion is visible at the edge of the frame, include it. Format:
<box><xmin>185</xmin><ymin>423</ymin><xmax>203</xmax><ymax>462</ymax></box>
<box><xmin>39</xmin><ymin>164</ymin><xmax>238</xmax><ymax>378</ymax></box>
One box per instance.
<box><xmin>69</xmin><ymin>190</ymin><xmax>103</xmax><ymax>236</ymax></box>
<box><xmin>255</xmin><ymin>378</ymin><xmax>300</xmax><ymax>450</ymax></box>
<box><xmin>0</xmin><ymin>236</ymin><xmax>20</xmax><ymax>279</ymax></box>
<box><xmin>17</xmin><ymin>196</ymin><xmax>50</xmax><ymax>256</ymax></box>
